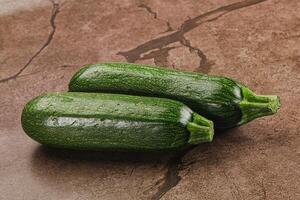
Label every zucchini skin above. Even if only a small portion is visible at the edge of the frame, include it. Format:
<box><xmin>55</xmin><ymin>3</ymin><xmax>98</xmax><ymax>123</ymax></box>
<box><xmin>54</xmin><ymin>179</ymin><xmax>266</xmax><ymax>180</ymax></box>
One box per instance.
<box><xmin>69</xmin><ymin>63</ymin><xmax>280</xmax><ymax>129</ymax></box>
<box><xmin>21</xmin><ymin>93</ymin><xmax>213</xmax><ymax>151</ymax></box>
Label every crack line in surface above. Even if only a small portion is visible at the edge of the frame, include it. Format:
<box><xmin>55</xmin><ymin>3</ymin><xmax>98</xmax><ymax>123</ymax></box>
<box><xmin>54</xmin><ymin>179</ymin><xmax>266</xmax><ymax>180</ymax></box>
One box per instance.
<box><xmin>0</xmin><ymin>0</ymin><xmax>60</xmax><ymax>83</ymax></box>
<box><xmin>129</xmin><ymin>166</ymin><xmax>135</xmax><ymax>176</ymax></box>
<box><xmin>164</xmin><ymin>21</ymin><xmax>174</xmax><ymax>33</ymax></box>
<box><xmin>180</xmin><ymin>36</ymin><xmax>214</xmax><ymax>73</ymax></box>
<box><xmin>159</xmin><ymin>20</ymin><xmax>174</xmax><ymax>34</ymax></box>
<box><xmin>149</xmin><ymin>148</ymin><xmax>194</xmax><ymax>200</ymax></box>
<box><xmin>139</xmin><ymin>3</ymin><xmax>174</xmax><ymax>34</ymax></box>
<box><xmin>118</xmin><ymin>0</ymin><xmax>267</xmax><ymax>70</ymax></box>
<box><xmin>135</xmin><ymin>3</ymin><xmax>176</xmax><ymax>67</ymax></box>
<box><xmin>139</xmin><ymin>4</ymin><xmax>157</xmax><ymax>19</ymax></box>
<box><xmin>139</xmin><ymin>46</ymin><xmax>177</xmax><ymax>67</ymax></box>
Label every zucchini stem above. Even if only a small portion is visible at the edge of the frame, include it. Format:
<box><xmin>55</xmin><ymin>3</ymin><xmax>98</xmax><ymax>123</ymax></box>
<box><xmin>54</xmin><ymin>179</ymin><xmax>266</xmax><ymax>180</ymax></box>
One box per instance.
<box><xmin>187</xmin><ymin>113</ymin><xmax>214</xmax><ymax>144</ymax></box>
<box><xmin>239</xmin><ymin>87</ymin><xmax>281</xmax><ymax>125</ymax></box>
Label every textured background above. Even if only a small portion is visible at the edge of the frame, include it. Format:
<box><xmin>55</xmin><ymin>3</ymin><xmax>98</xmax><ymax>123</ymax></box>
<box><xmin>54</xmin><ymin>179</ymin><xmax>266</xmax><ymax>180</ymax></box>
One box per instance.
<box><xmin>0</xmin><ymin>0</ymin><xmax>299</xmax><ymax>199</ymax></box>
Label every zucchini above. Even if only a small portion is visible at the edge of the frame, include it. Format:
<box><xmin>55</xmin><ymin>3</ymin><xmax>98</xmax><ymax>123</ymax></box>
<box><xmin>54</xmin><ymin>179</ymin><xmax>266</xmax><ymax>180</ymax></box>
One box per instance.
<box><xmin>69</xmin><ymin>63</ymin><xmax>281</xmax><ymax>129</ymax></box>
<box><xmin>21</xmin><ymin>92</ymin><xmax>214</xmax><ymax>151</ymax></box>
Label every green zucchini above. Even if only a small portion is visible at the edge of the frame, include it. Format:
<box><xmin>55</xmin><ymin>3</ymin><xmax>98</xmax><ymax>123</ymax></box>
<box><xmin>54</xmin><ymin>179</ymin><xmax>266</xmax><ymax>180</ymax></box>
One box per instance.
<box><xmin>69</xmin><ymin>63</ymin><xmax>281</xmax><ymax>129</ymax></box>
<box><xmin>21</xmin><ymin>92</ymin><xmax>214</xmax><ymax>151</ymax></box>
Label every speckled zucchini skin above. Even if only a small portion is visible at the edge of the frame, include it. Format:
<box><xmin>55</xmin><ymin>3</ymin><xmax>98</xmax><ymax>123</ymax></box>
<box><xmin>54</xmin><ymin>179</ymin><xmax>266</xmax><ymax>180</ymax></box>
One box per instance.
<box><xmin>69</xmin><ymin>63</ymin><xmax>280</xmax><ymax>129</ymax></box>
<box><xmin>21</xmin><ymin>92</ymin><xmax>213</xmax><ymax>151</ymax></box>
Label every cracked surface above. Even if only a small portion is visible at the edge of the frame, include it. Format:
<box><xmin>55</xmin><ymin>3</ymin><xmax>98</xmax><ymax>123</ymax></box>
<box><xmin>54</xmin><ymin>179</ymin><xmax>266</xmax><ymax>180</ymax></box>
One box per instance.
<box><xmin>1</xmin><ymin>0</ymin><xmax>300</xmax><ymax>199</ymax></box>
<box><xmin>117</xmin><ymin>0</ymin><xmax>268</xmax><ymax>71</ymax></box>
<box><xmin>0</xmin><ymin>0</ymin><xmax>59</xmax><ymax>83</ymax></box>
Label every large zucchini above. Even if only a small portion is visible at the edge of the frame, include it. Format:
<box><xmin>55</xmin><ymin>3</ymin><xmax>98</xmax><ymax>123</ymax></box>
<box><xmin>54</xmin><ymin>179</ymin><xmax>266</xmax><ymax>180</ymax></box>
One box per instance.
<box><xmin>21</xmin><ymin>92</ymin><xmax>214</xmax><ymax>151</ymax></box>
<box><xmin>69</xmin><ymin>63</ymin><xmax>281</xmax><ymax>129</ymax></box>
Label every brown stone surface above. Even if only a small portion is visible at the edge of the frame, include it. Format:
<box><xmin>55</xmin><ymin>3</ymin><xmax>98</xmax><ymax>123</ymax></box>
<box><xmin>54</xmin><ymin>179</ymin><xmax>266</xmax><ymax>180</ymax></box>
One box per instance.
<box><xmin>0</xmin><ymin>0</ymin><xmax>299</xmax><ymax>199</ymax></box>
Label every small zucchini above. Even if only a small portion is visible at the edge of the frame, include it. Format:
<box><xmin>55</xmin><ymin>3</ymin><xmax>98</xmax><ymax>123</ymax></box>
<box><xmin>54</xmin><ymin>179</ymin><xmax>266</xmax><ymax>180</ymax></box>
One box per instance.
<box><xmin>21</xmin><ymin>92</ymin><xmax>214</xmax><ymax>151</ymax></box>
<box><xmin>69</xmin><ymin>63</ymin><xmax>281</xmax><ymax>129</ymax></box>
